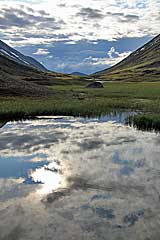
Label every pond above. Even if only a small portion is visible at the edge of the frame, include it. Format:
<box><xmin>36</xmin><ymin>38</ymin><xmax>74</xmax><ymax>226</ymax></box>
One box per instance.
<box><xmin>0</xmin><ymin>113</ymin><xmax>160</xmax><ymax>240</ymax></box>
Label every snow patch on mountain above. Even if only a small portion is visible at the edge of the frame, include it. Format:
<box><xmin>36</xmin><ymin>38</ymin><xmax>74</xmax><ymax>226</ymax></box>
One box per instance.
<box><xmin>0</xmin><ymin>40</ymin><xmax>47</xmax><ymax>71</ymax></box>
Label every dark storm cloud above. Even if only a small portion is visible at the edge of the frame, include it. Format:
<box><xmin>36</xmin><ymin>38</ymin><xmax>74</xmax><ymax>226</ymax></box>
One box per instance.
<box><xmin>0</xmin><ymin>7</ymin><xmax>64</xmax><ymax>30</ymax></box>
<box><xmin>77</xmin><ymin>7</ymin><xmax>105</xmax><ymax>19</ymax></box>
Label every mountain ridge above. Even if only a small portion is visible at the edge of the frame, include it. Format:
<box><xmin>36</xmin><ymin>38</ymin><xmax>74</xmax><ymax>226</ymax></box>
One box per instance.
<box><xmin>0</xmin><ymin>41</ymin><xmax>85</xmax><ymax>96</ymax></box>
<box><xmin>93</xmin><ymin>34</ymin><xmax>160</xmax><ymax>82</ymax></box>
<box><xmin>0</xmin><ymin>40</ymin><xmax>47</xmax><ymax>71</ymax></box>
<box><xmin>71</xmin><ymin>72</ymin><xmax>87</xmax><ymax>76</ymax></box>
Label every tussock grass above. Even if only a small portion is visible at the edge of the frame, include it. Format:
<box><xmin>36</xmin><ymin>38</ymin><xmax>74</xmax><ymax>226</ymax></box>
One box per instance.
<box><xmin>127</xmin><ymin>114</ymin><xmax>160</xmax><ymax>132</ymax></box>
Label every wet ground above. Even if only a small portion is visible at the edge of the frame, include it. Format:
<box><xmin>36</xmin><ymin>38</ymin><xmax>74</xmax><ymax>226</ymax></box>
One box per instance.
<box><xmin>0</xmin><ymin>113</ymin><xmax>160</xmax><ymax>240</ymax></box>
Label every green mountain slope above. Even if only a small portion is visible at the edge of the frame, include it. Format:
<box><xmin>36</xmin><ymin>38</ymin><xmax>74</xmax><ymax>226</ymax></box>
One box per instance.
<box><xmin>94</xmin><ymin>34</ymin><xmax>160</xmax><ymax>82</ymax></box>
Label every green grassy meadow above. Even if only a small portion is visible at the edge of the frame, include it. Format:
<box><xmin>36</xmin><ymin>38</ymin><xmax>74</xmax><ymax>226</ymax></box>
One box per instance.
<box><xmin>0</xmin><ymin>82</ymin><xmax>160</xmax><ymax>130</ymax></box>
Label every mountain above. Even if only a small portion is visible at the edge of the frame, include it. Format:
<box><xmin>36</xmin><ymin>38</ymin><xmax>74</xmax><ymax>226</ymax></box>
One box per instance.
<box><xmin>0</xmin><ymin>74</ymin><xmax>51</xmax><ymax>97</ymax></box>
<box><xmin>0</xmin><ymin>53</ymin><xmax>53</xmax><ymax>96</ymax></box>
<box><xmin>0</xmin><ymin>42</ymin><xmax>85</xmax><ymax>96</ymax></box>
<box><xmin>0</xmin><ymin>40</ymin><xmax>47</xmax><ymax>71</ymax></box>
<box><xmin>93</xmin><ymin>34</ymin><xmax>160</xmax><ymax>82</ymax></box>
<box><xmin>71</xmin><ymin>72</ymin><xmax>87</xmax><ymax>76</ymax></box>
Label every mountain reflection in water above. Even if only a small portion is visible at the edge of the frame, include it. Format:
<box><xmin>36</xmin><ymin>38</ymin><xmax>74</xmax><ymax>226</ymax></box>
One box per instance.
<box><xmin>0</xmin><ymin>114</ymin><xmax>160</xmax><ymax>240</ymax></box>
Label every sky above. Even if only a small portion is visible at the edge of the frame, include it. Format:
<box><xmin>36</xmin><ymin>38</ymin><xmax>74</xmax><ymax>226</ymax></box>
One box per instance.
<box><xmin>0</xmin><ymin>0</ymin><xmax>160</xmax><ymax>74</ymax></box>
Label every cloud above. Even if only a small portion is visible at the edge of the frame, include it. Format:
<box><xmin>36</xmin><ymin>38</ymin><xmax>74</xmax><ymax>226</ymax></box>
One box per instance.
<box><xmin>107</xmin><ymin>47</ymin><xmax>119</xmax><ymax>58</ymax></box>
<box><xmin>92</xmin><ymin>49</ymin><xmax>132</xmax><ymax>67</ymax></box>
<box><xmin>120</xmin><ymin>14</ymin><xmax>140</xmax><ymax>23</ymax></box>
<box><xmin>57</xmin><ymin>3</ymin><xmax>67</xmax><ymax>7</ymax></box>
<box><xmin>0</xmin><ymin>6</ymin><xmax>63</xmax><ymax>30</ymax></box>
<box><xmin>74</xmin><ymin>49</ymin><xmax>132</xmax><ymax>70</ymax></box>
<box><xmin>106</xmin><ymin>12</ymin><xmax>140</xmax><ymax>23</ymax></box>
<box><xmin>33</xmin><ymin>48</ymin><xmax>50</xmax><ymax>55</ymax></box>
<box><xmin>77</xmin><ymin>7</ymin><xmax>104</xmax><ymax>19</ymax></box>
<box><xmin>0</xmin><ymin>9</ymin><xmax>31</xmax><ymax>29</ymax></box>
<box><xmin>51</xmin><ymin>48</ymin><xmax>131</xmax><ymax>74</ymax></box>
<box><xmin>0</xmin><ymin>0</ymin><xmax>159</xmax><ymax>46</ymax></box>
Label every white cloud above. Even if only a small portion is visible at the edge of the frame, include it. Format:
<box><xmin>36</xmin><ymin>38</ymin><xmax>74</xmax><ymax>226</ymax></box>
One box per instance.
<box><xmin>82</xmin><ymin>48</ymin><xmax>132</xmax><ymax>68</ymax></box>
<box><xmin>55</xmin><ymin>49</ymin><xmax>132</xmax><ymax>73</ymax></box>
<box><xmin>0</xmin><ymin>0</ymin><xmax>159</xmax><ymax>46</ymax></box>
<box><xmin>64</xmin><ymin>41</ymin><xmax>77</xmax><ymax>45</ymax></box>
<box><xmin>107</xmin><ymin>47</ymin><xmax>119</xmax><ymax>58</ymax></box>
<box><xmin>33</xmin><ymin>48</ymin><xmax>50</xmax><ymax>55</ymax></box>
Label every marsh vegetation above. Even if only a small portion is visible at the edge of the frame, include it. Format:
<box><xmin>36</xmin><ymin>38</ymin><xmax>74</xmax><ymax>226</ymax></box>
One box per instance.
<box><xmin>0</xmin><ymin>82</ymin><xmax>160</xmax><ymax>131</ymax></box>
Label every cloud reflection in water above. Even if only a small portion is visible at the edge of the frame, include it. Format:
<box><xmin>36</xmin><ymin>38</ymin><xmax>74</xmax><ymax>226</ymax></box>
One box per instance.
<box><xmin>31</xmin><ymin>161</ymin><xmax>64</xmax><ymax>194</ymax></box>
<box><xmin>0</xmin><ymin>116</ymin><xmax>160</xmax><ymax>240</ymax></box>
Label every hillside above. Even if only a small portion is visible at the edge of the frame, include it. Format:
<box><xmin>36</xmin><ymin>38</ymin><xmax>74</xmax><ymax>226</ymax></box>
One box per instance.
<box><xmin>93</xmin><ymin>34</ymin><xmax>160</xmax><ymax>82</ymax></box>
<box><xmin>0</xmin><ymin>44</ymin><xmax>85</xmax><ymax>96</ymax></box>
<box><xmin>0</xmin><ymin>53</ymin><xmax>53</xmax><ymax>96</ymax></box>
<box><xmin>71</xmin><ymin>72</ymin><xmax>87</xmax><ymax>76</ymax></box>
<box><xmin>0</xmin><ymin>40</ymin><xmax>47</xmax><ymax>71</ymax></box>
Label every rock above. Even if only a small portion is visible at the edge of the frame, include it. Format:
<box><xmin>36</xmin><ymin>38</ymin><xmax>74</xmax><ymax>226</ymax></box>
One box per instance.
<box><xmin>86</xmin><ymin>81</ymin><xmax>104</xmax><ymax>88</ymax></box>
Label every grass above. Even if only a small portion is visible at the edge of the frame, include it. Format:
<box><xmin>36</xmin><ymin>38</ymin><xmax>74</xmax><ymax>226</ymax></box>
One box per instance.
<box><xmin>50</xmin><ymin>82</ymin><xmax>160</xmax><ymax>100</ymax></box>
<box><xmin>0</xmin><ymin>82</ymin><xmax>160</xmax><ymax>131</ymax></box>
<box><xmin>94</xmin><ymin>63</ymin><xmax>160</xmax><ymax>82</ymax></box>
<box><xmin>0</xmin><ymin>97</ymin><xmax>136</xmax><ymax>120</ymax></box>
<box><xmin>127</xmin><ymin>114</ymin><xmax>160</xmax><ymax>132</ymax></box>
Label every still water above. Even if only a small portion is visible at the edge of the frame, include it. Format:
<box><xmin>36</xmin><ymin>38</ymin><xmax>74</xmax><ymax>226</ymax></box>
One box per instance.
<box><xmin>0</xmin><ymin>114</ymin><xmax>160</xmax><ymax>240</ymax></box>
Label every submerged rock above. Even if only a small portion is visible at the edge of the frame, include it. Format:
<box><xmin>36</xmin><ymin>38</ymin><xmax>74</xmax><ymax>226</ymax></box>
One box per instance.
<box><xmin>86</xmin><ymin>81</ymin><xmax>104</xmax><ymax>88</ymax></box>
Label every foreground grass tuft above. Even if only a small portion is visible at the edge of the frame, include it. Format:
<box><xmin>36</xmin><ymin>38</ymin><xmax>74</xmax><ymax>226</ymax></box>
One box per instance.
<box><xmin>127</xmin><ymin>114</ymin><xmax>160</xmax><ymax>132</ymax></box>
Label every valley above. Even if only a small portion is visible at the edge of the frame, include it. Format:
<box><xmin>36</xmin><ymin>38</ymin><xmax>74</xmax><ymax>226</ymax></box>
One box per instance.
<box><xmin>0</xmin><ymin>1</ymin><xmax>160</xmax><ymax>239</ymax></box>
<box><xmin>0</xmin><ymin>35</ymin><xmax>160</xmax><ymax>131</ymax></box>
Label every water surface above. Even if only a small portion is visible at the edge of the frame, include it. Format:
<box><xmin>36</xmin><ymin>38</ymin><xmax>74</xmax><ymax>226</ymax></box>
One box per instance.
<box><xmin>0</xmin><ymin>114</ymin><xmax>160</xmax><ymax>240</ymax></box>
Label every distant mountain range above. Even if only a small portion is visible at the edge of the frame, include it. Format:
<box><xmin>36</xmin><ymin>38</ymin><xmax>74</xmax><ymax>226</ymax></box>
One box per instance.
<box><xmin>71</xmin><ymin>72</ymin><xmax>87</xmax><ymax>76</ymax></box>
<box><xmin>0</xmin><ymin>40</ymin><xmax>47</xmax><ymax>71</ymax></box>
<box><xmin>93</xmin><ymin>34</ymin><xmax>160</xmax><ymax>82</ymax></box>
